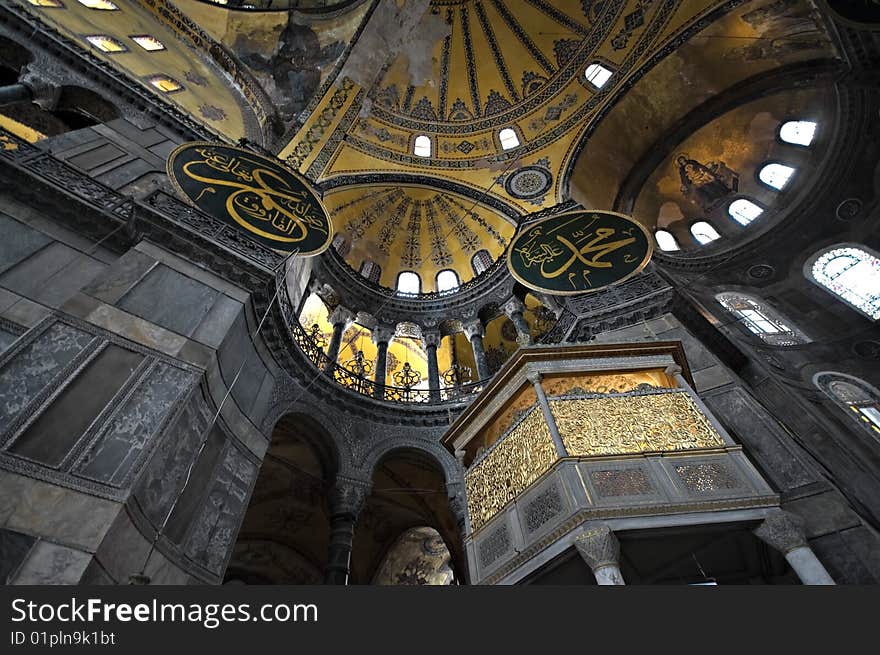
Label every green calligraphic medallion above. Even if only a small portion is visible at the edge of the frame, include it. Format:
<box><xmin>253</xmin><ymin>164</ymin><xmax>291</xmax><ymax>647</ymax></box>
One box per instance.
<box><xmin>166</xmin><ymin>142</ymin><xmax>332</xmax><ymax>255</ymax></box>
<box><xmin>507</xmin><ymin>210</ymin><xmax>653</xmax><ymax>296</ymax></box>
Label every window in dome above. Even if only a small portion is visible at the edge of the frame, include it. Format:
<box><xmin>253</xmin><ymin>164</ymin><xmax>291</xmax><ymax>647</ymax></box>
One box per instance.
<box><xmin>584</xmin><ymin>63</ymin><xmax>613</xmax><ymax>89</ymax></box>
<box><xmin>396</xmin><ymin>271</ymin><xmax>421</xmax><ymax>295</ymax></box>
<box><xmin>498</xmin><ymin>128</ymin><xmax>520</xmax><ymax>150</ymax></box>
<box><xmin>413</xmin><ymin>135</ymin><xmax>431</xmax><ymax>157</ymax></box>
<box><xmin>130</xmin><ymin>35</ymin><xmax>166</xmax><ymax>52</ymax></box>
<box><xmin>85</xmin><ymin>35</ymin><xmax>127</xmax><ymax>53</ymax></box>
<box><xmin>815</xmin><ymin>372</ymin><xmax>880</xmax><ymax>439</ymax></box>
<box><xmin>146</xmin><ymin>75</ymin><xmax>183</xmax><ymax>94</ymax></box>
<box><xmin>436</xmin><ymin>269</ymin><xmax>460</xmax><ymax>292</ymax></box>
<box><xmin>655</xmin><ymin>230</ymin><xmax>679</xmax><ymax>252</ymax></box>
<box><xmin>758</xmin><ymin>163</ymin><xmax>795</xmax><ymax>190</ymax></box>
<box><xmin>471</xmin><ymin>249</ymin><xmax>493</xmax><ymax>276</ymax></box>
<box><xmin>690</xmin><ymin>221</ymin><xmax>720</xmax><ymax>245</ymax></box>
<box><xmin>27</xmin><ymin>1</ymin><xmax>64</xmax><ymax>7</ymax></box>
<box><xmin>716</xmin><ymin>292</ymin><xmax>808</xmax><ymax>345</ymax></box>
<box><xmin>359</xmin><ymin>260</ymin><xmax>381</xmax><ymax>283</ymax></box>
<box><xmin>76</xmin><ymin>0</ymin><xmax>118</xmax><ymax>8</ymax></box>
<box><xmin>728</xmin><ymin>198</ymin><xmax>763</xmax><ymax>226</ymax></box>
<box><xmin>807</xmin><ymin>245</ymin><xmax>880</xmax><ymax>320</ymax></box>
<box><xmin>779</xmin><ymin>120</ymin><xmax>816</xmax><ymax>146</ymax></box>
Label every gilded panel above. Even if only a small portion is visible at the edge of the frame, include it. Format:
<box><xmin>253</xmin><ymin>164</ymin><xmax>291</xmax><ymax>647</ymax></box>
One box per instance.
<box><xmin>465</xmin><ymin>407</ymin><xmax>557</xmax><ymax>532</ymax></box>
<box><xmin>552</xmin><ymin>391</ymin><xmax>724</xmax><ymax>457</ymax></box>
<box><xmin>542</xmin><ymin>368</ymin><xmax>674</xmax><ymax>396</ymax></box>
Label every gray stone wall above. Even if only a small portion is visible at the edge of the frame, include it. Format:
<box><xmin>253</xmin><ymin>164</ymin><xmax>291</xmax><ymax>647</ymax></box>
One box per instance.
<box><xmin>0</xmin><ymin>191</ymin><xmax>277</xmax><ymax>584</ymax></box>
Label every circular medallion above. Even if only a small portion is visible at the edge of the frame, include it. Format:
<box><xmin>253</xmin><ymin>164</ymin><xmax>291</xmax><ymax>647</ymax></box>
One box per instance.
<box><xmin>836</xmin><ymin>198</ymin><xmax>863</xmax><ymax>221</ymax></box>
<box><xmin>504</xmin><ymin>166</ymin><xmax>553</xmax><ymax>199</ymax></box>
<box><xmin>507</xmin><ymin>210</ymin><xmax>653</xmax><ymax>296</ymax></box>
<box><xmin>748</xmin><ymin>264</ymin><xmax>775</xmax><ymax>280</ymax></box>
<box><xmin>167</xmin><ymin>142</ymin><xmax>332</xmax><ymax>255</ymax></box>
<box><xmin>853</xmin><ymin>340</ymin><xmax>880</xmax><ymax>361</ymax></box>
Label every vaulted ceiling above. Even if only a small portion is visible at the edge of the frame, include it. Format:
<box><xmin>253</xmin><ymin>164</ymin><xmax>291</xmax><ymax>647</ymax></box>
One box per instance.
<box><xmin>9</xmin><ymin>0</ymin><xmax>848</xmax><ymax>286</ymax></box>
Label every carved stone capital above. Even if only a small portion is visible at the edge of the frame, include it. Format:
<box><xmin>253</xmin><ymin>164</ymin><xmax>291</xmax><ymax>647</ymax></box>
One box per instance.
<box><xmin>328</xmin><ymin>477</ymin><xmax>371</xmax><ymax>519</ymax></box>
<box><xmin>753</xmin><ymin>510</ymin><xmax>807</xmax><ymax>554</ymax></box>
<box><xmin>328</xmin><ymin>305</ymin><xmax>354</xmax><ymax>328</ymax></box>
<box><xmin>371</xmin><ymin>324</ymin><xmax>396</xmax><ymax>345</ymax></box>
<box><xmin>462</xmin><ymin>320</ymin><xmax>484</xmax><ymax>340</ymax></box>
<box><xmin>502</xmin><ymin>296</ymin><xmax>526</xmax><ymax>318</ymax></box>
<box><xmin>525</xmin><ymin>370</ymin><xmax>543</xmax><ymax>386</ymax></box>
<box><xmin>422</xmin><ymin>328</ymin><xmax>442</xmax><ymax>348</ymax></box>
<box><xmin>574</xmin><ymin>523</ymin><xmax>620</xmax><ymax>571</ymax></box>
<box><xmin>18</xmin><ymin>65</ymin><xmax>61</xmax><ymax>111</ymax></box>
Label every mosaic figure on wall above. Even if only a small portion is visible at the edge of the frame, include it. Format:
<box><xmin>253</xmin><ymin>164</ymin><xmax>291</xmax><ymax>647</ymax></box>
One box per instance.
<box><xmin>677</xmin><ymin>154</ymin><xmax>739</xmax><ymax>213</ymax></box>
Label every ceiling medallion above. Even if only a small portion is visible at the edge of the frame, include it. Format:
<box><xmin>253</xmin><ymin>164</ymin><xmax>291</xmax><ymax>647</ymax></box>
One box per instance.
<box><xmin>504</xmin><ymin>165</ymin><xmax>553</xmax><ymax>199</ymax></box>
<box><xmin>836</xmin><ymin>198</ymin><xmax>863</xmax><ymax>221</ymax></box>
<box><xmin>853</xmin><ymin>341</ymin><xmax>880</xmax><ymax>361</ymax></box>
<box><xmin>748</xmin><ymin>264</ymin><xmax>775</xmax><ymax>280</ymax></box>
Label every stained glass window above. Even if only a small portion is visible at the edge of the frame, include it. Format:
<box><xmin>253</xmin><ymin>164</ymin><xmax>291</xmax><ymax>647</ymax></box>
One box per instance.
<box><xmin>716</xmin><ymin>292</ymin><xmax>808</xmax><ymax>345</ymax></box>
<box><xmin>809</xmin><ymin>246</ymin><xmax>880</xmax><ymax>320</ymax></box>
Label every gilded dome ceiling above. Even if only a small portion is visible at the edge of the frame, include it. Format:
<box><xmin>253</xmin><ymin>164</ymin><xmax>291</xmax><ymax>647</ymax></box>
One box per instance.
<box><xmin>324</xmin><ymin>183</ymin><xmax>515</xmax><ymax>290</ymax></box>
<box><xmin>7</xmin><ymin>0</ymin><xmax>848</xmax><ymax>290</ymax></box>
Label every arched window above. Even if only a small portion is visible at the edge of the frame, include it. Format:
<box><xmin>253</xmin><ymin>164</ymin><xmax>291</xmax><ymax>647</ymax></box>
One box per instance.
<box><xmin>436</xmin><ymin>269</ymin><xmax>460</xmax><ymax>292</ymax></box>
<box><xmin>716</xmin><ymin>292</ymin><xmax>808</xmax><ymax>345</ymax></box>
<box><xmin>807</xmin><ymin>245</ymin><xmax>880</xmax><ymax>320</ymax></box>
<box><xmin>691</xmin><ymin>221</ymin><xmax>720</xmax><ymax>245</ymax></box>
<box><xmin>779</xmin><ymin>120</ymin><xmax>816</xmax><ymax>146</ymax></box>
<box><xmin>655</xmin><ymin>230</ymin><xmax>679</xmax><ymax>252</ymax></box>
<box><xmin>396</xmin><ymin>271</ymin><xmax>421</xmax><ymax>295</ymax></box>
<box><xmin>498</xmin><ymin>128</ymin><xmax>520</xmax><ymax>150</ymax></box>
<box><xmin>471</xmin><ymin>249</ymin><xmax>493</xmax><ymax>275</ymax></box>
<box><xmin>728</xmin><ymin>199</ymin><xmax>764</xmax><ymax>226</ymax></box>
<box><xmin>85</xmin><ymin>35</ymin><xmax>127</xmax><ymax>53</ymax></box>
<box><xmin>359</xmin><ymin>260</ymin><xmax>381</xmax><ymax>283</ymax></box>
<box><xmin>584</xmin><ymin>62</ymin><xmax>613</xmax><ymax>89</ymax></box>
<box><xmin>76</xmin><ymin>0</ymin><xmax>119</xmax><ymax>9</ymax></box>
<box><xmin>413</xmin><ymin>135</ymin><xmax>431</xmax><ymax>157</ymax></box>
<box><xmin>814</xmin><ymin>372</ymin><xmax>880</xmax><ymax>439</ymax></box>
<box><xmin>332</xmin><ymin>234</ymin><xmax>348</xmax><ymax>255</ymax></box>
<box><xmin>758</xmin><ymin>163</ymin><xmax>795</xmax><ymax>190</ymax></box>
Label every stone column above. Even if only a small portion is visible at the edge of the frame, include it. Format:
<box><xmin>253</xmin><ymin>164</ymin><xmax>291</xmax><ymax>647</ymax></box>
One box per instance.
<box><xmin>574</xmin><ymin>523</ymin><xmax>625</xmax><ymax>585</ymax></box>
<box><xmin>324</xmin><ymin>477</ymin><xmax>371</xmax><ymax>585</ymax></box>
<box><xmin>503</xmin><ymin>297</ymin><xmax>533</xmax><ymax>346</ymax></box>
<box><xmin>371</xmin><ymin>324</ymin><xmax>395</xmax><ymax>398</ymax></box>
<box><xmin>753</xmin><ymin>511</ymin><xmax>835</xmax><ymax>585</ymax></box>
<box><xmin>324</xmin><ymin>305</ymin><xmax>354</xmax><ymax>371</ymax></box>
<box><xmin>424</xmin><ymin>329</ymin><xmax>441</xmax><ymax>402</ymax></box>
<box><xmin>463</xmin><ymin>320</ymin><xmax>491</xmax><ymax>381</ymax></box>
<box><xmin>527</xmin><ymin>370</ymin><xmax>567</xmax><ymax>458</ymax></box>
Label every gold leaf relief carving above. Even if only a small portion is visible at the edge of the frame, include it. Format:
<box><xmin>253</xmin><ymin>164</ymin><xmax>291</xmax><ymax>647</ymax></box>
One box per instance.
<box><xmin>551</xmin><ymin>392</ymin><xmax>724</xmax><ymax>457</ymax></box>
<box><xmin>465</xmin><ymin>407</ymin><xmax>556</xmax><ymax>532</ymax></box>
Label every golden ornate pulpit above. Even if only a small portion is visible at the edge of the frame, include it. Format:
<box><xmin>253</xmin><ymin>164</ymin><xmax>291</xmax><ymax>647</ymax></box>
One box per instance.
<box><xmin>442</xmin><ymin>342</ymin><xmax>779</xmax><ymax>584</ymax></box>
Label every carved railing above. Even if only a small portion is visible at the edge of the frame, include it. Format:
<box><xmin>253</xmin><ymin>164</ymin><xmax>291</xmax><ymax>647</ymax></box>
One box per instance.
<box><xmin>289</xmin><ymin>319</ymin><xmax>486</xmax><ymax>405</ymax></box>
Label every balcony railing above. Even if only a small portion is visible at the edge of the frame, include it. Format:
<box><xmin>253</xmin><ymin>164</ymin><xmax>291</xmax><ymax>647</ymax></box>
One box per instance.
<box><xmin>289</xmin><ymin>320</ymin><xmax>486</xmax><ymax>405</ymax></box>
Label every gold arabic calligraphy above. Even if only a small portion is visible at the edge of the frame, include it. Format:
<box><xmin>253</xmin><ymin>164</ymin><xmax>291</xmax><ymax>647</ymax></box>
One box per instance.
<box><xmin>182</xmin><ymin>148</ymin><xmax>327</xmax><ymax>244</ymax></box>
<box><xmin>514</xmin><ymin>214</ymin><xmax>636</xmax><ymax>288</ymax></box>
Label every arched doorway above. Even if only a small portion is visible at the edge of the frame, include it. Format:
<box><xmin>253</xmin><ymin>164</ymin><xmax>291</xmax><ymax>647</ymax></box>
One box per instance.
<box><xmin>351</xmin><ymin>449</ymin><xmax>464</xmax><ymax>584</ymax></box>
<box><xmin>223</xmin><ymin>413</ymin><xmax>338</xmax><ymax>584</ymax></box>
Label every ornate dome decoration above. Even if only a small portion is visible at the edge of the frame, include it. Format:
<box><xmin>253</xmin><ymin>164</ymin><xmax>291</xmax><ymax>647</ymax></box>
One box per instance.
<box><xmin>322</xmin><ymin>183</ymin><xmax>516</xmax><ymax>291</ymax></box>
